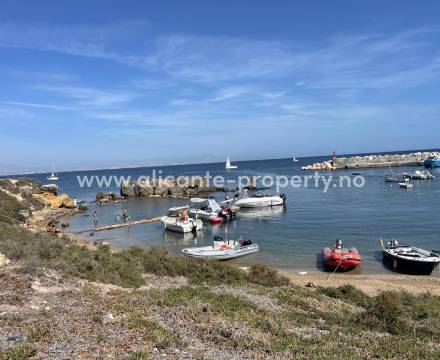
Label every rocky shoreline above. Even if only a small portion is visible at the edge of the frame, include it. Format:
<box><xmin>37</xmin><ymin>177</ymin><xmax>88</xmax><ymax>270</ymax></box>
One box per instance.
<box><xmin>302</xmin><ymin>151</ymin><xmax>439</xmax><ymax>170</ymax></box>
<box><xmin>120</xmin><ymin>176</ymin><xmax>227</xmax><ymax>199</ymax></box>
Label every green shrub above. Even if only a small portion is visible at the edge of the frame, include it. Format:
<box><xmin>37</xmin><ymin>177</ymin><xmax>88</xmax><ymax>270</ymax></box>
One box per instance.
<box><xmin>360</xmin><ymin>291</ymin><xmax>410</xmax><ymax>335</ymax></box>
<box><xmin>319</xmin><ymin>285</ymin><xmax>370</xmax><ymax>307</ymax></box>
<box><xmin>246</xmin><ymin>264</ymin><xmax>290</xmax><ymax>287</ymax></box>
<box><xmin>0</xmin><ymin>190</ymin><xmax>26</xmax><ymax>223</ymax></box>
<box><xmin>0</xmin><ymin>344</ymin><xmax>37</xmax><ymax>360</ymax></box>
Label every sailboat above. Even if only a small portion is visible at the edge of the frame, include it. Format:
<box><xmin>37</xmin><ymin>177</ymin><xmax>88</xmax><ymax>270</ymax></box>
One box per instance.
<box><xmin>47</xmin><ymin>167</ymin><xmax>59</xmax><ymax>181</ymax></box>
<box><xmin>225</xmin><ymin>156</ymin><xmax>238</xmax><ymax>170</ymax></box>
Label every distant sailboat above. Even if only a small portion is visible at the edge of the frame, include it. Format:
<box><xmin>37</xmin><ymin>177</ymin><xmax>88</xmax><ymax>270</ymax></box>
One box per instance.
<box><xmin>293</xmin><ymin>157</ymin><xmax>299</xmax><ymax>162</ymax></box>
<box><xmin>225</xmin><ymin>156</ymin><xmax>238</xmax><ymax>170</ymax></box>
<box><xmin>47</xmin><ymin>167</ymin><xmax>59</xmax><ymax>181</ymax></box>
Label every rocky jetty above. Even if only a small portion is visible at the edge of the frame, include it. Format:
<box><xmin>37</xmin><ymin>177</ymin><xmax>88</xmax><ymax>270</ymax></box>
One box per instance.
<box><xmin>120</xmin><ymin>177</ymin><xmax>225</xmax><ymax>198</ymax></box>
<box><xmin>302</xmin><ymin>151</ymin><xmax>439</xmax><ymax>170</ymax></box>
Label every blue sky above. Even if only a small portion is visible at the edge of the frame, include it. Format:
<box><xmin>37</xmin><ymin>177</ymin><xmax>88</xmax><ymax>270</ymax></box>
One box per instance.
<box><xmin>1</xmin><ymin>1</ymin><xmax>440</xmax><ymax>173</ymax></box>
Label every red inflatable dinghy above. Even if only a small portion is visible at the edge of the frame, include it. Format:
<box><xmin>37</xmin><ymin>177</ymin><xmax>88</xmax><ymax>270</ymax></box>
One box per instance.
<box><xmin>210</xmin><ymin>217</ymin><xmax>224</xmax><ymax>224</ymax></box>
<box><xmin>322</xmin><ymin>239</ymin><xmax>362</xmax><ymax>272</ymax></box>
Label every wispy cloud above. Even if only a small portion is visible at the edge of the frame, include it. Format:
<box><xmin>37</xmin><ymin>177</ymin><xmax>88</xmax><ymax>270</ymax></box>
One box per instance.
<box><xmin>1</xmin><ymin>101</ymin><xmax>77</xmax><ymax>111</ymax></box>
<box><xmin>0</xmin><ymin>20</ymin><xmax>149</xmax><ymax>64</ymax></box>
<box><xmin>1</xmin><ymin>21</ymin><xmax>439</xmax><ymax>92</ymax></box>
<box><xmin>35</xmin><ymin>85</ymin><xmax>136</xmax><ymax>107</ymax></box>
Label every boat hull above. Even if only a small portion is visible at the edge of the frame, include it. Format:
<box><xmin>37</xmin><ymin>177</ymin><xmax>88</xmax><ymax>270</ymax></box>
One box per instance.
<box><xmin>382</xmin><ymin>250</ymin><xmax>439</xmax><ymax>275</ymax></box>
<box><xmin>424</xmin><ymin>158</ymin><xmax>440</xmax><ymax>168</ymax></box>
<box><xmin>183</xmin><ymin>244</ymin><xmax>259</xmax><ymax>260</ymax></box>
<box><xmin>161</xmin><ymin>217</ymin><xmax>203</xmax><ymax>233</ymax></box>
<box><xmin>322</xmin><ymin>247</ymin><xmax>362</xmax><ymax>272</ymax></box>
<box><xmin>235</xmin><ymin>196</ymin><xmax>284</xmax><ymax>208</ymax></box>
<box><xmin>188</xmin><ymin>209</ymin><xmax>216</xmax><ymax>220</ymax></box>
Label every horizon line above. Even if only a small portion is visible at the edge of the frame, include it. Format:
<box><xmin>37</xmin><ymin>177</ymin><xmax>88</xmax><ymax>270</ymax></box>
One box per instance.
<box><xmin>1</xmin><ymin>147</ymin><xmax>439</xmax><ymax>177</ymax></box>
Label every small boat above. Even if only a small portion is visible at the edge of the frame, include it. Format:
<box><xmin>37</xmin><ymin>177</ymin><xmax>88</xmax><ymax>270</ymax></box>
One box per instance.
<box><xmin>47</xmin><ymin>168</ymin><xmax>59</xmax><ymax>181</ymax></box>
<box><xmin>385</xmin><ymin>174</ymin><xmax>408</xmax><ymax>183</ymax></box>
<box><xmin>403</xmin><ymin>170</ymin><xmax>434</xmax><ymax>180</ymax></box>
<box><xmin>322</xmin><ymin>239</ymin><xmax>362</xmax><ymax>272</ymax></box>
<box><xmin>188</xmin><ymin>198</ymin><xmax>222</xmax><ymax>220</ymax></box>
<box><xmin>225</xmin><ymin>155</ymin><xmax>238</xmax><ymax>170</ymax></box>
<box><xmin>160</xmin><ymin>216</ymin><xmax>203</xmax><ymax>233</ymax></box>
<box><xmin>182</xmin><ymin>236</ymin><xmax>259</xmax><ymax>260</ymax></box>
<box><xmin>381</xmin><ymin>239</ymin><xmax>440</xmax><ymax>275</ymax></box>
<box><xmin>235</xmin><ymin>193</ymin><xmax>286</xmax><ymax>208</ymax></box>
<box><xmin>424</xmin><ymin>156</ymin><xmax>440</xmax><ymax>169</ymax></box>
<box><xmin>210</xmin><ymin>216</ymin><xmax>224</xmax><ymax>225</ymax></box>
<box><xmin>293</xmin><ymin>157</ymin><xmax>299</xmax><ymax>162</ymax></box>
<box><xmin>399</xmin><ymin>182</ymin><xmax>414</xmax><ymax>189</ymax></box>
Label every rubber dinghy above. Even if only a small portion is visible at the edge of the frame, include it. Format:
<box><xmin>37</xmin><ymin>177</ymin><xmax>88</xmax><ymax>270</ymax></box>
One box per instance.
<box><xmin>322</xmin><ymin>239</ymin><xmax>362</xmax><ymax>272</ymax></box>
<box><xmin>182</xmin><ymin>236</ymin><xmax>259</xmax><ymax>260</ymax></box>
<box><xmin>381</xmin><ymin>239</ymin><xmax>440</xmax><ymax>275</ymax></box>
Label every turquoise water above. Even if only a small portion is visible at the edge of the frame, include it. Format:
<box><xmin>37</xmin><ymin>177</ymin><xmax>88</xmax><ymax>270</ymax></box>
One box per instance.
<box><xmin>11</xmin><ymin>154</ymin><xmax>440</xmax><ymax>274</ymax></box>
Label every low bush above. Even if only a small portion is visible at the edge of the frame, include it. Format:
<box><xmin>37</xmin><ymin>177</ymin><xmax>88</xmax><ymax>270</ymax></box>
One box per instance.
<box><xmin>0</xmin><ymin>223</ymin><xmax>288</xmax><ymax>289</ymax></box>
<box><xmin>246</xmin><ymin>264</ymin><xmax>290</xmax><ymax>287</ymax></box>
<box><xmin>319</xmin><ymin>284</ymin><xmax>370</xmax><ymax>307</ymax></box>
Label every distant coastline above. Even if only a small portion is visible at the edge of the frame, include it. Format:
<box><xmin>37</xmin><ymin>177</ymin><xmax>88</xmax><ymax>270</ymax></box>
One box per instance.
<box><xmin>2</xmin><ymin>147</ymin><xmax>440</xmax><ymax>177</ymax></box>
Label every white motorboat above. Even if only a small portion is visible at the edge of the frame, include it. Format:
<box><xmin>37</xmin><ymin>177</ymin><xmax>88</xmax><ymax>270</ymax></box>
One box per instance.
<box><xmin>225</xmin><ymin>155</ymin><xmax>238</xmax><ymax>169</ymax></box>
<box><xmin>188</xmin><ymin>198</ymin><xmax>222</xmax><ymax>220</ymax></box>
<box><xmin>182</xmin><ymin>236</ymin><xmax>259</xmax><ymax>260</ymax></box>
<box><xmin>160</xmin><ymin>216</ymin><xmax>203</xmax><ymax>233</ymax></box>
<box><xmin>235</xmin><ymin>194</ymin><xmax>286</xmax><ymax>208</ymax></box>
<box><xmin>293</xmin><ymin>157</ymin><xmax>299</xmax><ymax>162</ymax></box>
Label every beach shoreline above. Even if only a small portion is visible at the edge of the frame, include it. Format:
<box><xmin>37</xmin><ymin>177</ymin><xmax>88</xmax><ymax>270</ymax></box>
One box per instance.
<box><xmin>280</xmin><ymin>270</ymin><xmax>440</xmax><ymax>295</ymax></box>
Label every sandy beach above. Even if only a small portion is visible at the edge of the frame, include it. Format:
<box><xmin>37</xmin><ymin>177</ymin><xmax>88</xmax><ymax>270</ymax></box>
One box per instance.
<box><xmin>282</xmin><ymin>270</ymin><xmax>440</xmax><ymax>296</ymax></box>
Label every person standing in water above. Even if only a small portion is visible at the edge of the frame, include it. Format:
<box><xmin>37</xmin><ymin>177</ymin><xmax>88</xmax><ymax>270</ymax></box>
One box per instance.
<box><xmin>93</xmin><ymin>211</ymin><xmax>97</xmax><ymax>224</ymax></box>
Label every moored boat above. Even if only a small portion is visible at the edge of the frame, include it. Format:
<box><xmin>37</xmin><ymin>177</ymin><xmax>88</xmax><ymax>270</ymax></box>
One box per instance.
<box><xmin>188</xmin><ymin>198</ymin><xmax>222</xmax><ymax>220</ymax></box>
<box><xmin>385</xmin><ymin>174</ymin><xmax>408</xmax><ymax>183</ymax></box>
<box><xmin>424</xmin><ymin>156</ymin><xmax>440</xmax><ymax>169</ymax></box>
<box><xmin>403</xmin><ymin>170</ymin><xmax>434</xmax><ymax>180</ymax></box>
<box><xmin>182</xmin><ymin>236</ymin><xmax>259</xmax><ymax>260</ymax></box>
<box><xmin>399</xmin><ymin>182</ymin><xmax>414</xmax><ymax>189</ymax></box>
<box><xmin>160</xmin><ymin>216</ymin><xmax>203</xmax><ymax>233</ymax></box>
<box><xmin>235</xmin><ymin>194</ymin><xmax>286</xmax><ymax>208</ymax></box>
<box><xmin>210</xmin><ymin>216</ymin><xmax>224</xmax><ymax>224</ymax></box>
<box><xmin>322</xmin><ymin>239</ymin><xmax>362</xmax><ymax>272</ymax></box>
<box><xmin>381</xmin><ymin>239</ymin><xmax>440</xmax><ymax>275</ymax></box>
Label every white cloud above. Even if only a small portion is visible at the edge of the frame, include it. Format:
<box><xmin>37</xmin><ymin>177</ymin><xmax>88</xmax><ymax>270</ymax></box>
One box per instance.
<box><xmin>35</xmin><ymin>85</ymin><xmax>136</xmax><ymax>107</ymax></box>
<box><xmin>1</xmin><ymin>101</ymin><xmax>77</xmax><ymax>111</ymax></box>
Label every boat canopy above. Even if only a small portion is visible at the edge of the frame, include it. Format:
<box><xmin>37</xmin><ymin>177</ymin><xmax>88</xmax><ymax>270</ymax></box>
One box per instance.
<box><xmin>190</xmin><ymin>198</ymin><xmax>221</xmax><ymax>213</ymax></box>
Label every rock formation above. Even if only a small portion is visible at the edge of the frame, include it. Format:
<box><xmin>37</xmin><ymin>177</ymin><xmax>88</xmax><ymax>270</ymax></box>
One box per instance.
<box><xmin>120</xmin><ymin>177</ymin><xmax>224</xmax><ymax>198</ymax></box>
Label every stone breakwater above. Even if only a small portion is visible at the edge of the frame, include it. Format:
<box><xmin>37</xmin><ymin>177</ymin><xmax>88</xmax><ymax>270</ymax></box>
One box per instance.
<box><xmin>120</xmin><ymin>177</ymin><xmax>226</xmax><ymax>199</ymax></box>
<box><xmin>302</xmin><ymin>151</ymin><xmax>439</xmax><ymax>170</ymax></box>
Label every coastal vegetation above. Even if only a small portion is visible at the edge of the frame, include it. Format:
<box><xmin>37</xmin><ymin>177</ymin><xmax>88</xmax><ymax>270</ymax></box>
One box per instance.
<box><xmin>1</xmin><ymin>185</ymin><xmax>440</xmax><ymax>358</ymax></box>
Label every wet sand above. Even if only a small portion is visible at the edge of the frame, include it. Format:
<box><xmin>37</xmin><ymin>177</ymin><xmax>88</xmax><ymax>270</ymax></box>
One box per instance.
<box><xmin>281</xmin><ymin>270</ymin><xmax>440</xmax><ymax>296</ymax></box>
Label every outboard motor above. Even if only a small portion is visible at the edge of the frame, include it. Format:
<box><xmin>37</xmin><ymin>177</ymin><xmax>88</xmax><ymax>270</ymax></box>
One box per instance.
<box><xmin>280</xmin><ymin>194</ymin><xmax>287</xmax><ymax>204</ymax></box>
<box><xmin>389</xmin><ymin>239</ymin><xmax>399</xmax><ymax>247</ymax></box>
<box><xmin>335</xmin><ymin>238</ymin><xmax>343</xmax><ymax>249</ymax></box>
